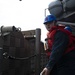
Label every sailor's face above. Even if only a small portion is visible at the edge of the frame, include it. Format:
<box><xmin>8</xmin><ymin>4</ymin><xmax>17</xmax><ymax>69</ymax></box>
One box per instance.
<box><xmin>45</xmin><ymin>21</ymin><xmax>54</xmax><ymax>31</ymax></box>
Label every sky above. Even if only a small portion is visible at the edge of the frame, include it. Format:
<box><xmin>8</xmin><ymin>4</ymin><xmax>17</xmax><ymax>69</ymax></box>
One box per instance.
<box><xmin>0</xmin><ymin>0</ymin><xmax>55</xmax><ymax>42</ymax></box>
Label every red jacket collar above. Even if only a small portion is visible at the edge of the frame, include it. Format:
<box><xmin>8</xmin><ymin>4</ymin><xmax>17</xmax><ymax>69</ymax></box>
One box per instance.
<box><xmin>50</xmin><ymin>26</ymin><xmax>65</xmax><ymax>32</ymax></box>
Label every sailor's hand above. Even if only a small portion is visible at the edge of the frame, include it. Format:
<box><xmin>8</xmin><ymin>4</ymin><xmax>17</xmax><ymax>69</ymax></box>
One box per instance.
<box><xmin>40</xmin><ymin>68</ymin><xmax>50</xmax><ymax>75</ymax></box>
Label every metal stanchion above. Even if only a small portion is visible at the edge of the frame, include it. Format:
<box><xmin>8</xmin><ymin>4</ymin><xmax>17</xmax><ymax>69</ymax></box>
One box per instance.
<box><xmin>35</xmin><ymin>28</ymin><xmax>41</xmax><ymax>75</ymax></box>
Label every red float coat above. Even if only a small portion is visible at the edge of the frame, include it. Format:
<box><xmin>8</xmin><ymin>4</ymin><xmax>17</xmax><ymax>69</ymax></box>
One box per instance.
<box><xmin>46</xmin><ymin>26</ymin><xmax>75</xmax><ymax>57</ymax></box>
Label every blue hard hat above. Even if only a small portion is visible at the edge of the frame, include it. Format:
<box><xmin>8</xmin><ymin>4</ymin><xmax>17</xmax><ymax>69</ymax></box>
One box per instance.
<box><xmin>43</xmin><ymin>14</ymin><xmax>57</xmax><ymax>24</ymax></box>
<box><xmin>64</xmin><ymin>26</ymin><xmax>72</xmax><ymax>32</ymax></box>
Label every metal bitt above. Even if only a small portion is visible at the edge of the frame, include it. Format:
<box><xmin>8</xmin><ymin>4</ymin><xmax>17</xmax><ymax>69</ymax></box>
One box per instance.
<box><xmin>35</xmin><ymin>28</ymin><xmax>41</xmax><ymax>75</ymax></box>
